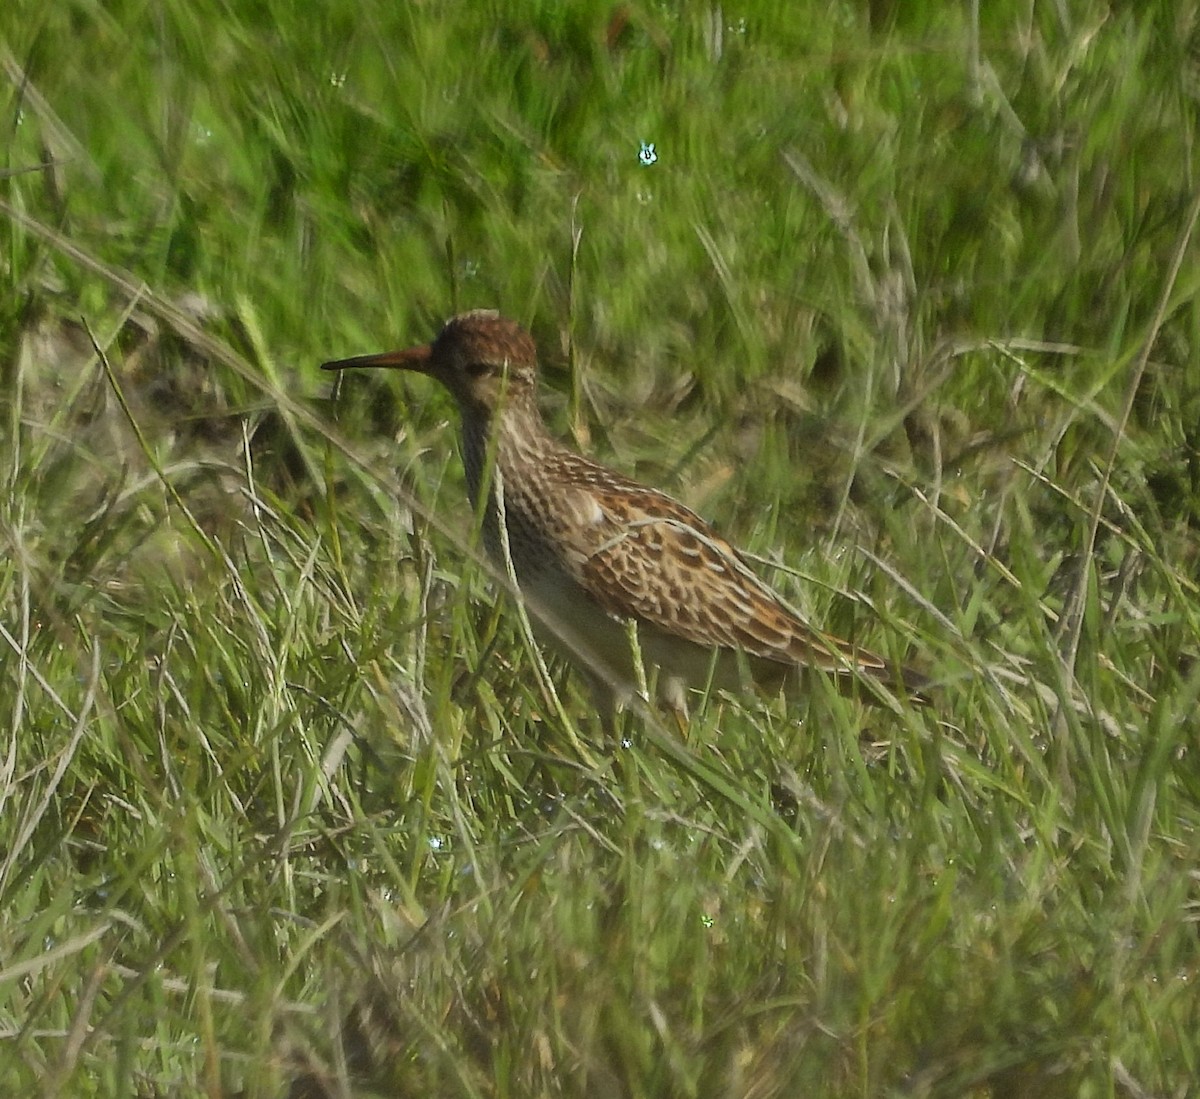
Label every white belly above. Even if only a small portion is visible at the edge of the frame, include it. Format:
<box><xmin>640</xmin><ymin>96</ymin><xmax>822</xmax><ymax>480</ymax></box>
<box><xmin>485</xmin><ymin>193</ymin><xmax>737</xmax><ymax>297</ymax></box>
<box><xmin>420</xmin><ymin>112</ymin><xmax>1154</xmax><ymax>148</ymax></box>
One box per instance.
<box><xmin>518</xmin><ymin>569</ymin><xmax>748</xmax><ymax>715</ymax></box>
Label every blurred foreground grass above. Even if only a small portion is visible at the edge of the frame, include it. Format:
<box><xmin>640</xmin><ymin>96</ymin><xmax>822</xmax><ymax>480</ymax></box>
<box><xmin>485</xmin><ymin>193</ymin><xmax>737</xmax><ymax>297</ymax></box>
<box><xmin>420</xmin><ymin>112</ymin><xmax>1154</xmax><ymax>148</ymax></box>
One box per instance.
<box><xmin>1</xmin><ymin>2</ymin><xmax>1199</xmax><ymax>1095</ymax></box>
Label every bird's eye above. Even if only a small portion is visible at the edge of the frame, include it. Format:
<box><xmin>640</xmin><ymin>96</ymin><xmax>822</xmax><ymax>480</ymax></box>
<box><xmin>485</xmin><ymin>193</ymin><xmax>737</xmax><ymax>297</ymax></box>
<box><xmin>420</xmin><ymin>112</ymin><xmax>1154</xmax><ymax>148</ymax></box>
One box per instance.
<box><xmin>464</xmin><ymin>361</ymin><xmax>491</xmax><ymax>377</ymax></box>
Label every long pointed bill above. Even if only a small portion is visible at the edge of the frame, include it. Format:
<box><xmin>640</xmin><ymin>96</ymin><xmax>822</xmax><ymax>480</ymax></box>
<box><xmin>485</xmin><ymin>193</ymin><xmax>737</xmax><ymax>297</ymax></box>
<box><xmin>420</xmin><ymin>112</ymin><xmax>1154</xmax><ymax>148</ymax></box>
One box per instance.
<box><xmin>320</xmin><ymin>344</ymin><xmax>433</xmax><ymax>373</ymax></box>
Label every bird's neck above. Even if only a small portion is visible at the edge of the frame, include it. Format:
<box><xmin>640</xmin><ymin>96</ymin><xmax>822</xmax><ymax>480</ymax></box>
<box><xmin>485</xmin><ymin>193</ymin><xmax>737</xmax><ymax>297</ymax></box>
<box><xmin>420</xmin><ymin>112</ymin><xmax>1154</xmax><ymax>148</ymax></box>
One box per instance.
<box><xmin>459</xmin><ymin>397</ymin><xmax>558</xmax><ymax>510</ymax></box>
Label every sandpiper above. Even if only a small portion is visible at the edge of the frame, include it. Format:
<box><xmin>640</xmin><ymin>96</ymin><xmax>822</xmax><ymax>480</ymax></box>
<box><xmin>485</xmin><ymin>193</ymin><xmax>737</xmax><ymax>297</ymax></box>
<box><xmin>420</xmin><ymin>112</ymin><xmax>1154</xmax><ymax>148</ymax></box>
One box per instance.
<box><xmin>324</xmin><ymin>310</ymin><xmax>923</xmax><ymax>722</ymax></box>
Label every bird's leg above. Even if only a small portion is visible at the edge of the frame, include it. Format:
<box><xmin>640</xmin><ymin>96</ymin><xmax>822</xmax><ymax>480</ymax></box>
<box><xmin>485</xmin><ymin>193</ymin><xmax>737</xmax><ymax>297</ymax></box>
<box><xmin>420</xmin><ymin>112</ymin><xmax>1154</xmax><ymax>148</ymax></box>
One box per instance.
<box><xmin>660</xmin><ymin>675</ymin><xmax>691</xmax><ymax>740</ymax></box>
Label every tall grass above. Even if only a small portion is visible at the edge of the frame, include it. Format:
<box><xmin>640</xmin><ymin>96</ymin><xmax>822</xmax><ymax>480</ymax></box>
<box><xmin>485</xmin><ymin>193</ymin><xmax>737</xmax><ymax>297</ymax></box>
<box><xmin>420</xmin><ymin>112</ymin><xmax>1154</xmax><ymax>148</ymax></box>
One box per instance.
<box><xmin>1</xmin><ymin>1</ymin><xmax>1198</xmax><ymax>1095</ymax></box>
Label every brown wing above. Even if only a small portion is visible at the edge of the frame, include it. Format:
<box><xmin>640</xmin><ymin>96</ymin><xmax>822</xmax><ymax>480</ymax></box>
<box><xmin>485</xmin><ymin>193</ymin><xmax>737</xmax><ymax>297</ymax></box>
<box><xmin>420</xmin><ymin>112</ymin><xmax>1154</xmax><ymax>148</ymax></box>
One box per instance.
<box><xmin>545</xmin><ymin>459</ymin><xmax>888</xmax><ymax>676</ymax></box>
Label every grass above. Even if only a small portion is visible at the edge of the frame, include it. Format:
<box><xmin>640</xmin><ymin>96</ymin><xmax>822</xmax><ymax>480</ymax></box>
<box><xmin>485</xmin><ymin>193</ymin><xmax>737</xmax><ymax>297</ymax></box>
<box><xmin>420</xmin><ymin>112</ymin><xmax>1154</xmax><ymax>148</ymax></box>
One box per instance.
<box><xmin>2</xmin><ymin>0</ymin><xmax>1199</xmax><ymax>1095</ymax></box>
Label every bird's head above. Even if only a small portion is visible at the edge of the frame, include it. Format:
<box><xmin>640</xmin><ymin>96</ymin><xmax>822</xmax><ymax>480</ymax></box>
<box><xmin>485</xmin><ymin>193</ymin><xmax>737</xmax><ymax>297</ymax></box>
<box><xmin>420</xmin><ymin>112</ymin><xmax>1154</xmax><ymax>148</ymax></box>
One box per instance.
<box><xmin>322</xmin><ymin>310</ymin><xmax>539</xmax><ymax>415</ymax></box>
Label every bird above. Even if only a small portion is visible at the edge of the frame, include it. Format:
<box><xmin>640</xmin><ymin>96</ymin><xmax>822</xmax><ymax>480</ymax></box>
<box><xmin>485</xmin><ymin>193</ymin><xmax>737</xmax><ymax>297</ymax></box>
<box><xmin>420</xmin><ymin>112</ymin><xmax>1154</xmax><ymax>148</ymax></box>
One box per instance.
<box><xmin>322</xmin><ymin>310</ymin><xmax>924</xmax><ymax>724</ymax></box>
